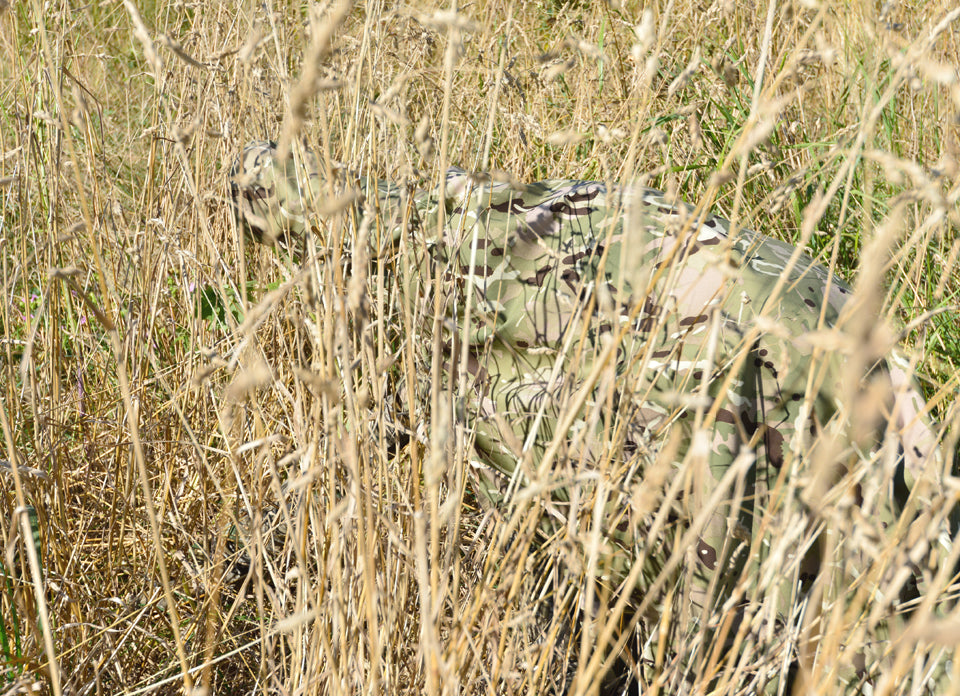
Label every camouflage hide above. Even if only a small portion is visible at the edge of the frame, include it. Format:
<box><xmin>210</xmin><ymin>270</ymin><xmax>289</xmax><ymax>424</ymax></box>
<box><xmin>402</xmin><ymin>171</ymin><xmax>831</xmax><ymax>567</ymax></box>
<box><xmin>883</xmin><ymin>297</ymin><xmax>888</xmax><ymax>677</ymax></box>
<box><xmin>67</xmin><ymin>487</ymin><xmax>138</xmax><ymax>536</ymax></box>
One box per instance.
<box><xmin>231</xmin><ymin>141</ymin><xmax>952</xmax><ymax>693</ymax></box>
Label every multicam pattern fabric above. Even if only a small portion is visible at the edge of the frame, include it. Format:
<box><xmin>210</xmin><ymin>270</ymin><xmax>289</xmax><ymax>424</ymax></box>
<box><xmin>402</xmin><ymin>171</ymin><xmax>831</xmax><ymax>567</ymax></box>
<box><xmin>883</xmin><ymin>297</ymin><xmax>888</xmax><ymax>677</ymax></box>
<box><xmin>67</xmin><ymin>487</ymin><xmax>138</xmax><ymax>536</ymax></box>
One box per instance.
<box><xmin>230</xmin><ymin>141</ymin><xmax>948</xmax><ymax>691</ymax></box>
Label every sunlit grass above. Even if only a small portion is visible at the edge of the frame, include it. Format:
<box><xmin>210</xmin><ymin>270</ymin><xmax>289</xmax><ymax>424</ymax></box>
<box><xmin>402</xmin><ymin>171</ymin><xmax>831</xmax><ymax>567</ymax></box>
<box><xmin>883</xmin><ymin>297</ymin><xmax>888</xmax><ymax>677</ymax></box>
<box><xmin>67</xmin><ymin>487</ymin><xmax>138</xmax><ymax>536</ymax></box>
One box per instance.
<box><xmin>1</xmin><ymin>0</ymin><xmax>958</xmax><ymax>694</ymax></box>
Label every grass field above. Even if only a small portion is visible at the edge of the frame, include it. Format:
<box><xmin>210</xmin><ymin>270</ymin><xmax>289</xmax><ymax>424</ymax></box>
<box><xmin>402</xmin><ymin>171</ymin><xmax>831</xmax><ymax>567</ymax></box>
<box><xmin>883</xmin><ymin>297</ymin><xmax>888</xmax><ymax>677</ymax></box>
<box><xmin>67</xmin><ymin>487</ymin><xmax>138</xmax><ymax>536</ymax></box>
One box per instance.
<box><xmin>2</xmin><ymin>0</ymin><xmax>959</xmax><ymax>693</ymax></box>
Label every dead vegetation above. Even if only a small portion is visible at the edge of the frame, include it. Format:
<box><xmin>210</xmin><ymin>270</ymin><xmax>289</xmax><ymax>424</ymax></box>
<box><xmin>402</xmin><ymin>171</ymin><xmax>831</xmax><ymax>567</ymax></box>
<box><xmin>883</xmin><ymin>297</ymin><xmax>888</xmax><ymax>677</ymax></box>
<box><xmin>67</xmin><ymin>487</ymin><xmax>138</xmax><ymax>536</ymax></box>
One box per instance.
<box><xmin>1</xmin><ymin>0</ymin><xmax>959</xmax><ymax>694</ymax></box>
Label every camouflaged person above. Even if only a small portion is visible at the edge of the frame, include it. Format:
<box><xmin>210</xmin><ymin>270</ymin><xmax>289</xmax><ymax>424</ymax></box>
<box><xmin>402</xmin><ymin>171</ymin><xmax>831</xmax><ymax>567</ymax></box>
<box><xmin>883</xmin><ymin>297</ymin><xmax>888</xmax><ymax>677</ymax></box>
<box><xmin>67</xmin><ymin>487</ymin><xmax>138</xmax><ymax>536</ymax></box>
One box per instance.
<box><xmin>230</xmin><ymin>141</ymin><xmax>951</xmax><ymax>692</ymax></box>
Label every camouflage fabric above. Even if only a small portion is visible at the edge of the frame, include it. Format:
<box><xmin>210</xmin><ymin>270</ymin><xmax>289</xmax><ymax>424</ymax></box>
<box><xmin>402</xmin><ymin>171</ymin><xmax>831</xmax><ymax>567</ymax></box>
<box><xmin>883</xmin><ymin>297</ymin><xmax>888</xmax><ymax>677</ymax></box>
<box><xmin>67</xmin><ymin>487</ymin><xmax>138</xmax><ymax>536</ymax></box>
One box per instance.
<box><xmin>230</xmin><ymin>141</ymin><xmax>949</xmax><ymax>692</ymax></box>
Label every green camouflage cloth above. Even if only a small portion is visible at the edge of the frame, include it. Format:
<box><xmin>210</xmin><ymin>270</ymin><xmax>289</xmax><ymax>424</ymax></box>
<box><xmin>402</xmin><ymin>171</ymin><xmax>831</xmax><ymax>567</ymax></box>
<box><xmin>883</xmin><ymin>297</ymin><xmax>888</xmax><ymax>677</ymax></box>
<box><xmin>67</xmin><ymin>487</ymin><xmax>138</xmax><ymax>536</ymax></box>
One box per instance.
<box><xmin>230</xmin><ymin>141</ymin><xmax>949</xmax><ymax>692</ymax></box>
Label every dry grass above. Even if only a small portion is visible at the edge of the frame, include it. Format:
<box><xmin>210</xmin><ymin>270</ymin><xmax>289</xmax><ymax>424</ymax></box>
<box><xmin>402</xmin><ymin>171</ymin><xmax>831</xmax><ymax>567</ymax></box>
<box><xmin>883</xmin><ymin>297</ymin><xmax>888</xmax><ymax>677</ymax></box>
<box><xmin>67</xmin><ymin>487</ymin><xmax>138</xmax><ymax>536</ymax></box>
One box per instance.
<box><xmin>1</xmin><ymin>0</ymin><xmax>959</xmax><ymax>694</ymax></box>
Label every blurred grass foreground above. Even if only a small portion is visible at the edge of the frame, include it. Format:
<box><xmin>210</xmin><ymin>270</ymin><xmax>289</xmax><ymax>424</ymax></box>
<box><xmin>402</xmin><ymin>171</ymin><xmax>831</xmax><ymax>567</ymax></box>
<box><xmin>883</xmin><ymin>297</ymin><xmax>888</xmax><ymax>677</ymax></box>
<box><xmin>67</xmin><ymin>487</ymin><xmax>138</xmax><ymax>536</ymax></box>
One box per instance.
<box><xmin>1</xmin><ymin>1</ymin><xmax>959</xmax><ymax>694</ymax></box>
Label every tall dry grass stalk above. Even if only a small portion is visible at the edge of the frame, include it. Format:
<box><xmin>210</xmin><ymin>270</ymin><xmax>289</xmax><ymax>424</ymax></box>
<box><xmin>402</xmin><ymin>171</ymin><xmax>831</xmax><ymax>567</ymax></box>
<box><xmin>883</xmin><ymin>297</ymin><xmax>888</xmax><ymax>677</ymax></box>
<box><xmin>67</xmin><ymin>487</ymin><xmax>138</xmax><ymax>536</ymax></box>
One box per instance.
<box><xmin>1</xmin><ymin>0</ymin><xmax>959</xmax><ymax>694</ymax></box>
